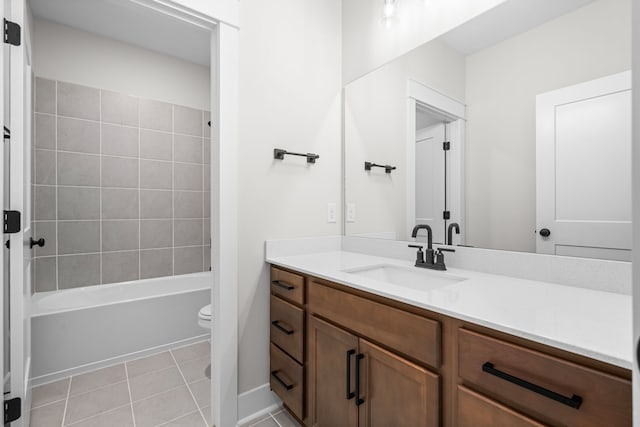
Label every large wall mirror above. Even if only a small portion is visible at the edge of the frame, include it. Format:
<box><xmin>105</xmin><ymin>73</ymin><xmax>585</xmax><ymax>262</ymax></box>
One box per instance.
<box><xmin>344</xmin><ymin>0</ymin><xmax>631</xmax><ymax>261</ymax></box>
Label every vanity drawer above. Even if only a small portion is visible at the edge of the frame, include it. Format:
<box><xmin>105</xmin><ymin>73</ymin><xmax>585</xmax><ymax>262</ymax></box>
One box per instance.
<box><xmin>308</xmin><ymin>281</ymin><xmax>441</xmax><ymax>367</ymax></box>
<box><xmin>270</xmin><ymin>295</ymin><xmax>304</xmax><ymax>363</ymax></box>
<box><xmin>271</xmin><ymin>267</ymin><xmax>305</xmax><ymax>306</ymax></box>
<box><xmin>458</xmin><ymin>328</ymin><xmax>631</xmax><ymax>427</ymax></box>
<box><xmin>457</xmin><ymin>386</ymin><xmax>545</xmax><ymax>427</ymax></box>
<box><xmin>270</xmin><ymin>343</ymin><xmax>304</xmax><ymax>420</ymax></box>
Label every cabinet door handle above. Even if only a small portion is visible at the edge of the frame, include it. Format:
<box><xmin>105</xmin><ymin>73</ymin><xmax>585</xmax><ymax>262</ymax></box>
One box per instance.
<box><xmin>482</xmin><ymin>362</ymin><xmax>582</xmax><ymax>409</ymax></box>
<box><xmin>271</xmin><ymin>280</ymin><xmax>295</xmax><ymax>291</ymax></box>
<box><xmin>346</xmin><ymin>349</ymin><xmax>355</xmax><ymax>400</ymax></box>
<box><xmin>355</xmin><ymin>353</ymin><xmax>365</xmax><ymax>406</ymax></box>
<box><xmin>271</xmin><ymin>320</ymin><xmax>294</xmax><ymax>335</ymax></box>
<box><xmin>271</xmin><ymin>370</ymin><xmax>294</xmax><ymax>390</ymax></box>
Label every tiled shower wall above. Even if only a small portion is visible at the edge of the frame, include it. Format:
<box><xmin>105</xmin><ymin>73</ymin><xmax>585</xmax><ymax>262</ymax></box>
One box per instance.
<box><xmin>32</xmin><ymin>77</ymin><xmax>211</xmax><ymax>292</ymax></box>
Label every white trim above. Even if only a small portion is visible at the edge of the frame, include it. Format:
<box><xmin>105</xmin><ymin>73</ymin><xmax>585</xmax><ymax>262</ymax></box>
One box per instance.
<box><xmin>236</xmin><ymin>383</ymin><xmax>282</xmax><ymax>426</ymax></box>
<box><xmin>406</xmin><ymin>79</ymin><xmax>466</xmax><ymax>242</ymax></box>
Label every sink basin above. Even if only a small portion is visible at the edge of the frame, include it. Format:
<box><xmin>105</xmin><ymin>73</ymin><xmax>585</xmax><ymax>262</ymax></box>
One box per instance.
<box><xmin>343</xmin><ymin>264</ymin><xmax>466</xmax><ymax>291</ymax></box>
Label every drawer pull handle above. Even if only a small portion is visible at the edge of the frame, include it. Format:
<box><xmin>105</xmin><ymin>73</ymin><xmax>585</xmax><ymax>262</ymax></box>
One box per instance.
<box><xmin>482</xmin><ymin>362</ymin><xmax>583</xmax><ymax>409</ymax></box>
<box><xmin>271</xmin><ymin>370</ymin><xmax>294</xmax><ymax>390</ymax></box>
<box><xmin>272</xmin><ymin>280</ymin><xmax>295</xmax><ymax>291</ymax></box>
<box><xmin>346</xmin><ymin>349</ymin><xmax>356</xmax><ymax>400</ymax></box>
<box><xmin>271</xmin><ymin>320</ymin><xmax>294</xmax><ymax>335</ymax></box>
<box><xmin>355</xmin><ymin>353</ymin><xmax>365</xmax><ymax>406</ymax></box>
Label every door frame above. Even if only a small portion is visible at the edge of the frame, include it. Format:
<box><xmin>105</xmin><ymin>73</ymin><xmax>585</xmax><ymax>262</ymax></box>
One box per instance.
<box><xmin>406</xmin><ymin>79</ymin><xmax>466</xmax><ymax>243</ymax></box>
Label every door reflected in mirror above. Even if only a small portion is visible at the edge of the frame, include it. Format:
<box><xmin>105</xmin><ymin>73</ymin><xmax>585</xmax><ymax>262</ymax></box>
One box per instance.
<box><xmin>343</xmin><ymin>0</ymin><xmax>631</xmax><ymax>261</ymax></box>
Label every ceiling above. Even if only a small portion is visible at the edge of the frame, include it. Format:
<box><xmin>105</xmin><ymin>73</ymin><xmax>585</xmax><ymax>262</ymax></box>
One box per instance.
<box><xmin>438</xmin><ymin>0</ymin><xmax>595</xmax><ymax>55</ymax></box>
<box><xmin>29</xmin><ymin>0</ymin><xmax>212</xmax><ymax>66</ymax></box>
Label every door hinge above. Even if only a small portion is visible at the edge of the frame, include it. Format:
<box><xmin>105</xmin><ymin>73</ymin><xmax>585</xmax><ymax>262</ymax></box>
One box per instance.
<box><xmin>4</xmin><ymin>397</ymin><xmax>21</xmax><ymax>424</ymax></box>
<box><xmin>3</xmin><ymin>19</ymin><xmax>21</xmax><ymax>46</ymax></box>
<box><xmin>443</xmin><ymin>141</ymin><xmax>450</xmax><ymax>151</ymax></box>
<box><xmin>3</xmin><ymin>126</ymin><xmax>9</xmax><ymax>140</ymax></box>
<box><xmin>443</xmin><ymin>211</ymin><xmax>451</xmax><ymax>220</ymax></box>
<box><xmin>3</xmin><ymin>210</ymin><xmax>20</xmax><ymax>234</ymax></box>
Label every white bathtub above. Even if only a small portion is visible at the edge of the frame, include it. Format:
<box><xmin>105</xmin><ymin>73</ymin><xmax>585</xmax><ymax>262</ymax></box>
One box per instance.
<box><xmin>31</xmin><ymin>272</ymin><xmax>211</xmax><ymax>385</ymax></box>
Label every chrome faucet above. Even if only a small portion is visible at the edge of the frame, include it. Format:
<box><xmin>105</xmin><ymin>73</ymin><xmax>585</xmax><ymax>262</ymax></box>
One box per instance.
<box><xmin>410</xmin><ymin>225</ymin><xmax>446</xmax><ymax>271</ymax></box>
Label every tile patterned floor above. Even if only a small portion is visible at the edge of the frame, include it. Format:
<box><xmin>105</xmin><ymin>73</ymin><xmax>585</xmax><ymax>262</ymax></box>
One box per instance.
<box><xmin>30</xmin><ymin>341</ymin><xmax>212</xmax><ymax>427</ymax></box>
<box><xmin>238</xmin><ymin>409</ymin><xmax>302</xmax><ymax>427</ymax></box>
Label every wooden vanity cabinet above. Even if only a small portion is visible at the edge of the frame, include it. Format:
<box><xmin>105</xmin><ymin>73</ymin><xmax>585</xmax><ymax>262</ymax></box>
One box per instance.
<box><xmin>269</xmin><ymin>265</ymin><xmax>632</xmax><ymax>427</ymax></box>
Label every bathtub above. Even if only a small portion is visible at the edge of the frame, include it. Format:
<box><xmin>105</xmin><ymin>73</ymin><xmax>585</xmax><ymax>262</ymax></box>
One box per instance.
<box><xmin>31</xmin><ymin>272</ymin><xmax>211</xmax><ymax>385</ymax></box>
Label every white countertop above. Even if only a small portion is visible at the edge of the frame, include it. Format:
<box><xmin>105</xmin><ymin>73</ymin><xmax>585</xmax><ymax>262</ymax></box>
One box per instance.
<box><xmin>267</xmin><ymin>250</ymin><xmax>632</xmax><ymax>369</ymax></box>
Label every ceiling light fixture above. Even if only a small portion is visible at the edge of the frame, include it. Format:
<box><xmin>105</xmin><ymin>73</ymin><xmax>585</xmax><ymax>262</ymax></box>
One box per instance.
<box><xmin>382</xmin><ymin>0</ymin><xmax>396</xmax><ymax>19</ymax></box>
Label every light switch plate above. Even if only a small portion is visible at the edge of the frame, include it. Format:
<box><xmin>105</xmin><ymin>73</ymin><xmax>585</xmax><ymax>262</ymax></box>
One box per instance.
<box><xmin>327</xmin><ymin>203</ymin><xmax>337</xmax><ymax>223</ymax></box>
<box><xmin>347</xmin><ymin>203</ymin><xmax>356</xmax><ymax>222</ymax></box>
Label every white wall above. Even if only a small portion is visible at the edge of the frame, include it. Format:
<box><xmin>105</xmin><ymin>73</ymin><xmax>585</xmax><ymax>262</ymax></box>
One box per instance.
<box><xmin>33</xmin><ymin>18</ymin><xmax>210</xmax><ymax>110</ymax></box>
<box><xmin>237</xmin><ymin>0</ymin><xmax>342</xmax><ymax>396</ymax></box>
<box><xmin>342</xmin><ymin>0</ymin><xmax>506</xmax><ymax>84</ymax></box>
<box><xmin>464</xmin><ymin>0</ymin><xmax>631</xmax><ymax>252</ymax></box>
<box><xmin>345</xmin><ymin>39</ymin><xmax>465</xmax><ymax>239</ymax></box>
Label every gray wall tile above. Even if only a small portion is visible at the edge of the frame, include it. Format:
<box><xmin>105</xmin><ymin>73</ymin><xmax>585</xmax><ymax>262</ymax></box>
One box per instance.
<box><xmin>58</xmin><ymin>221</ymin><xmax>100</xmax><ymax>255</ymax></box>
<box><xmin>58</xmin><ymin>254</ymin><xmax>101</xmax><ymax>289</ymax></box>
<box><xmin>102</xmin><ymin>189</ymin><xmax>139</xmax><ymax>219</ymax></box>
<box><xmin>140</xmin><ymin>99</ymin><xmax>172</xmax><ymax>132</ymax></box>
<box><xmin>35</xmin><ymin>149</ymin><xmax>56</xmax><ymax>185</ymax></box>
<box><xmin>174</xmin><ymin>105</ymin><xmax>202</xmax><ymax>136</ymax></box>
<box><xmin>174</xmin><ymin>163</ymin><xmax>202</xmax><ymax>191</ymax></box>
<box><xmin>204</xmin><ymin>246</ymin><xmax>211</xmax><ymax>271</ymax></box>
<box><xmin>203</xmin><ymin>166</ymin><xmax>210</xmax><ymax>191</ymax></box>
<box><xmin>34</xmin><ymin>186</ymin><xmax>56</xmax><ymax>220</ymax></box>
<box><xmin>203</xmin><ymin>111</ymin><xmax>211</xmax><ymax>138</ymax></box>
<box><xmin>34</xmin><ymin>221</ymin><xmax>56</xmax><ymax>257</ymax></box>
<box><xmin>140</xmin><ymin>249</ymin><xmax>173</xmax><ymax>279</ymax></box>
<box><xmin>140</xmin><ymin>130</ymin><xmax>172</xmax><ymax>161</ymax></box>
<box><xmin>203</xmin><ymin>191</ymin><xmax>210</xmax><ymax>218</ymax></box>
<box><xmin>58</xmin><ymin>187</ymin><xmax>100</xmax><ymax>220</ymax></box>
<box><xmin>57</xmin><ymin>117</ymin><xmax>100</xmax><ymax>154</ymax></box>
<box><xmin>140</xmin><ymin>220</ymin><xmax>172</xmax><ymax>249</ymax></box>
<box><xmin>34</xmin><ymin>257</ymin><xmax>57</xmax><ymax>292</ymax></box>
<box><xmin>203</xmin><ymin>220</ymin><xmax>210</xmax><ymax>246</ymax></box>
<box><xmin>103</xmin><ymin>220</ymin><xmax>139</xmax><ymax>252</ymax></box>
<box><xmin>101</xmin><ymin>90</ymin><xmax>139</xmax><ymax>127</ymax></box>
<box><xmin>174</xmin><ymin>246</ymin><xmax>203</xmax><ymax>275</ymax></box>
<box><xmin>174</xmin><ymin>134</ymin><xmax>202</xmax><ymax>164</ymax></box>
<box><xmin>174</xmin><ymin>191</ymin><xmax>202</xmax><ymax>219</ymax></box>
<box><xmin>203</xmin><ymin>140</ymin><xmax>210</xmax><ymax>164</ymax></box>
<box><xmin>102</xmin><ymin>251</ymin><xmax>139</xmax><ymax>284</ymax></box>
<box><xmin>57</xmin><ymin>82</ymin><xmax>100</xmax><ymax>121</ymax></box>
<box><xmin>140</xmin><ymin>160</ymin><xmax>172</xmax><ymax>190</ymax></box>
<box><xmin>102</xmin><ymin>156</ymin><xmax>138</xmax><ymax>188</ymax></box>
<box><xmin>174</xmin><ymin>220</ymin><xmax>202</xmax><ymax>247</ymax></box>
<box><xmin>140</xmin><ymin>190</ymin><xmax>172</xmax><ymax>219</ymax></box>
<box><xmin>102</xmin><ymin>124</ymin><xmax>138</xmax><ymax>158</ymax></box>
<box><xmin>35</xmin><ymin>114</ymin><xmax>55</xmax><ymax>149</ymax></box>
<box><xmin>35</xmin><ymin>78</ymin><xmax>56</xmax><ymax>114</ymax></box>
<box><xmin>57</xmin><ymin>152</ymin><xmax>100</xmax><ymax>187</ymax></box>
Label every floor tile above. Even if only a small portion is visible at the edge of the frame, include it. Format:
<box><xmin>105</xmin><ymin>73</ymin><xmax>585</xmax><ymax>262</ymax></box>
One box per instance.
<box><xmin>69</xmin><ymin>363</ymin><xmax>127</xmax><ymax>396</ymax></box>
<box><xmin>177</xmin><ymin>356</ymin><xmax>210</xmax><ymax>383</ymax></box>
<box><xmin>187</xmin><ymin>378</ymin><xmax>210</xmax><ymax>408</ymax></box>
<box><xmin>251</xmin><ymin>417</ymin><xmax>279</xmax><ymax>427</ymax></box>
<box><xmin>64</xmin><ymin>381</ymin><xmax>130</xmax><ymax>424</ymax></box>
<box><xmin>238</xmin><ymin>413</ymin><xmax>271</xmax><ymax>427</ymax></box>
<box><xmin>132</xmin><ymin>385</ymin><xmax>198</xmax><ymax>427</ymax></box>
<box><xmin>272</xmin><ymin>409</ymin><xmax>302</xmax><ymax>427</ymax></box>
<box><xmin>172</xmin><ymin>341</ymin><xmax>210</xmax><ymax>363</ymax></box>
<box><xmin>31</xmin><ymin>378</ymin><xmax>69</xmax><ymax>408</ymax></box>
<box><xmin>129</xmin><ymin>366</ymin><xmax>185</xmax><ymax>402</ymax></box>
<box><xmin>161</xmin><ymin>410</ymin><xmax>208</xmax><ymax>427</ymax></box>
<box><xmin>65</xmin><ymin>404</ymin><xmax>134</xmax><ymax>427</ymax></box>
<box><xmin>126</xmin><ymin>351</ymin><xmax>176</xmax><ymax>378</ymax></box>
<box><xmin>30</xmin><ymin>400</ymin><xmax>66</xmax><ymax>427</ymax></box>
<box><xmin>201</xmin><ymin>406</ymin><xmax>212</xmax><ymax>426</ymax></box>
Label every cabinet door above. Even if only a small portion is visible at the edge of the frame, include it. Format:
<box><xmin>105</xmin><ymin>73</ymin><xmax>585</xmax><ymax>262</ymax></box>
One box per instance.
<box><xmin>358</xmin><ymin>339</ymin><xmax>440</xmax><ymax>427</ymax></box>
<box><xmin>309</xmin><ymin>316</ymin><xmax>359</xmax><ymax>427</ymax></box>
<box><xmin>458</xmin><ymin>386</ymin><xmax>546</xmax><ymax>427</ymax></box>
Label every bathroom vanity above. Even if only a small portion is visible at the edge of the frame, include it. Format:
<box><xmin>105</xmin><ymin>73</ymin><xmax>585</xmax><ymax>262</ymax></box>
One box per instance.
<box><xmin>266</xmin><ymin>245</ymin><xmax>632</xmax><ymax>427</ymax></box>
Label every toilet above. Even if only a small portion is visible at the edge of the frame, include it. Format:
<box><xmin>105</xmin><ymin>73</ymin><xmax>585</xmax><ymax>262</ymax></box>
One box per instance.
<box><xmin>198</xmin><ymin>304</ymin><xmax>212</xmax><ymax>329</ymax></box>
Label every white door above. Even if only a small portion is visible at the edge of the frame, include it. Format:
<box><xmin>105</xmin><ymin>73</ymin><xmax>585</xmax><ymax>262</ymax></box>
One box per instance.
<box><xmin>415</xmin><ymin>123</ymin><xmax>446</xmax><ymax>244</ymax></box>
<box><xmin>8</xmin><ymin>0</ymin><xmax>32</xmax><ymax>424</ymax></box>
<box><xmin>536</xmin><ymin>71</ymin><xmax>631</xmax><ymax>261</ymax></box>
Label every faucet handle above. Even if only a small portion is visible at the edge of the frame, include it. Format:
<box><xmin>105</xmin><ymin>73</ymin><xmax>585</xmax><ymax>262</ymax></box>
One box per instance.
<box><xmin>408</xmin><ymin>244</ymin><xmax>423</xmax><ymax>249</ymax></box>
<box><xmin>408</xmin><ymin>244</ymin><xmax>424</xmax><ymax>264</ymax></box>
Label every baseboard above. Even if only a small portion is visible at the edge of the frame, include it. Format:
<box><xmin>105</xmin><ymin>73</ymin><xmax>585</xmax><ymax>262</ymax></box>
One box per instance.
<box><xmin>237</xmin><ymin>383</ymin><xmax>282</xmax><ymax>426</ymax></box>
<box><xmin>31</xmin><ymin>333</ymin><xmax>210</xmax><ymax>387</ymax></box>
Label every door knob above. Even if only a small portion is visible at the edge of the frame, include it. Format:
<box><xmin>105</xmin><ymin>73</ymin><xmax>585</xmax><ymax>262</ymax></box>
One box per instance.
<box><xmin>539</xmin><ymin>228</ymin><xmax>551</xmax><ymax>237</ymax></box>
<box><xmin>30</xmin><ymin>237</ymin><xmax>45</xmax><ymax>248</ymax></box>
